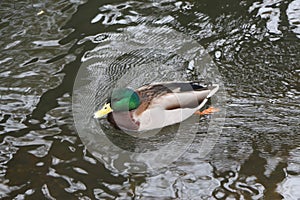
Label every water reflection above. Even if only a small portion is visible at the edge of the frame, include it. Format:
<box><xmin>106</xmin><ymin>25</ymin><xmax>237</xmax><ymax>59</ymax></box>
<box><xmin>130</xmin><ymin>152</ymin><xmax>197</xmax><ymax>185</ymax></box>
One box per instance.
<box><xmin>0</xmin><ymin>0</ymin><xmax>299</xmax><ymax>199</ymax></box>
<box><xmin>277</xmin><ymin>147</ymin><xmax>300</xmax><ymax>199</ymax></box>
<box><xmin>287</xmin><ymin>0</ymin><xmax>300</xmax><ymax>39</ymax></box>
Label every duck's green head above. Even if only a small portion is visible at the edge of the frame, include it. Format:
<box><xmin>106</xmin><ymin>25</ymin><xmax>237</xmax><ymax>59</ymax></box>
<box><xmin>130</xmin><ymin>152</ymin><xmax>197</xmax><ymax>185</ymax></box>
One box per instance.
<box><xmin>94</xmin><ymin>88</ymin><xmax>140</xmax><ymax>118</ymax></box>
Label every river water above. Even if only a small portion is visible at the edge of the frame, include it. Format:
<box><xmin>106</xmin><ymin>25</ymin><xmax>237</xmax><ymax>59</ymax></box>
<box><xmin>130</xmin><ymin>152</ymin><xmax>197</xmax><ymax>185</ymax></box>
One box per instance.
<box><xmin>0</xmin><ymin>0</ymin><xmax>299</xmax><ymax>199</ymax></box>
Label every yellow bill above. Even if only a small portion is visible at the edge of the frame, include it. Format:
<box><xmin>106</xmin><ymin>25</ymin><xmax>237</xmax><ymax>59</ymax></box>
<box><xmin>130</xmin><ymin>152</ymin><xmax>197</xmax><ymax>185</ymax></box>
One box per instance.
<box><xmin>94</xmin><ymin>103</ymin><xmax>113</xmax><ymax>118</ymax></box>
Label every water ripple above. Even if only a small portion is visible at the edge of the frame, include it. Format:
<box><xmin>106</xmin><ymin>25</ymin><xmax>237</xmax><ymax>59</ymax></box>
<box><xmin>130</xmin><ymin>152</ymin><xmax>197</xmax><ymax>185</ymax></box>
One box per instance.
<box><xmin>0</xmin><ymin>0</ymin><xmax>299</xmax><ymax>199</ymax></box>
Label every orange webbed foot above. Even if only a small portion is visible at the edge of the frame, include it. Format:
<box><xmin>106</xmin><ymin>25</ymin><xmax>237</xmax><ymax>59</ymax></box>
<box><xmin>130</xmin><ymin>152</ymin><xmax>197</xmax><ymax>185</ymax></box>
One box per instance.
<box><xmin>194</xmin><ymin>107</ymin><xmax>220</xmax><ymax>115</ymax></box>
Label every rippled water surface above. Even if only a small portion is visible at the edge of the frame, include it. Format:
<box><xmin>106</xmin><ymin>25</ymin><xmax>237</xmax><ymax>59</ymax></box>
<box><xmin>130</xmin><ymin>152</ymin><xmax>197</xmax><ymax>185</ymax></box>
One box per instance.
<box><xmin>0</xmin><ymin>0</ymin><xmax>299</xmax><ymax>199</ymax></box>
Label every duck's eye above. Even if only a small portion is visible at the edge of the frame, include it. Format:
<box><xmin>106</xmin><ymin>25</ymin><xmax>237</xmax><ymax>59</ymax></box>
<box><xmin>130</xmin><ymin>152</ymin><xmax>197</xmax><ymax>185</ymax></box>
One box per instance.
<box><xmin>104</xmin><ymin>106</ymin><xmax>107</xmax><ymax>109</ymax></box>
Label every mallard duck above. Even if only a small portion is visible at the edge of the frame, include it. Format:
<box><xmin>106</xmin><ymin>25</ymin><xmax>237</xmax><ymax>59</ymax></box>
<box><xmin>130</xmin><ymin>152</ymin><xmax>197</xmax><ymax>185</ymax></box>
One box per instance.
<box><xmin>94</xmin><ymin>81</ymin><xmax>219</xmax><ymax>131</ymax></box>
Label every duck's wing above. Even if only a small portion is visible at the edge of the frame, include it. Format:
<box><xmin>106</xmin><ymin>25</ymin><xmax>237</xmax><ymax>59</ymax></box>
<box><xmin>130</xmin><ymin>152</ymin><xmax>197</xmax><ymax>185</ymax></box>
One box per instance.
<box><xmin>137</xmin><ymin>81</ymin><xmax>209</xmax><ymax>95</ymax></box>
<box><xmin>136</xmin><ymin>81</ymin><xmax>218</xmax><ymax>110</ymax></box>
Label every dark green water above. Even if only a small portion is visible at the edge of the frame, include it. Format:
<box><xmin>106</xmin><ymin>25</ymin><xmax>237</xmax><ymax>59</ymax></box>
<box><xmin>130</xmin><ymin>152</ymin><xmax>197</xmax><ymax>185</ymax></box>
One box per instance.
<box><xmin>1</xmin><ymin>0</ymin><xmax>299</xmax><ymax>199</ymax></box>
